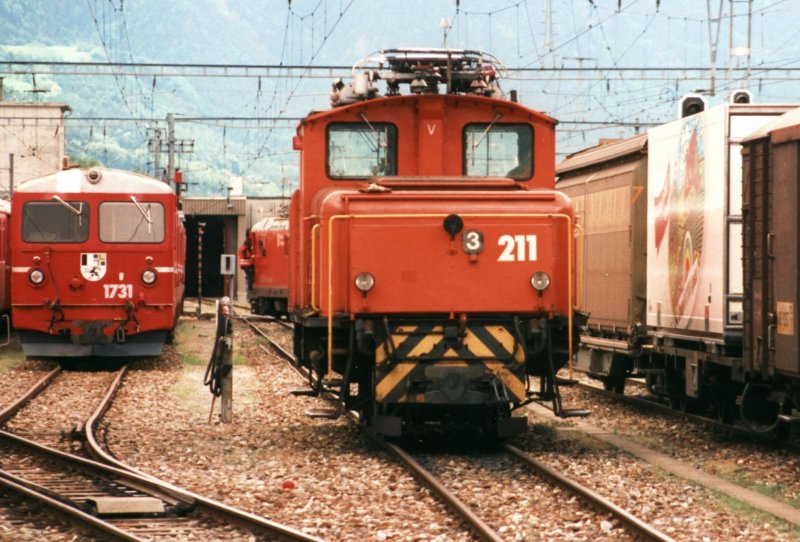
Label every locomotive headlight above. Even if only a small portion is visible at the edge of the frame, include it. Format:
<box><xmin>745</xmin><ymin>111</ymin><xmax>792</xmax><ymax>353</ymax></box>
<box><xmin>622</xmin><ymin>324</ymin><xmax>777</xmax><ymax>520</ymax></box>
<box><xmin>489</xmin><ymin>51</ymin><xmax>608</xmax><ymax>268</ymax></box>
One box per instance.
<box><xmin>354</xmin><ymin>272</ymin><xmax>375</xmax><ymax>292</ymax></box>
<box><xmin>29</xmin><ymin>268</ymin><xmax>45</xmax><ymax>286</ymax></box>
<box><xmin>141</xmin><ymin>269</ymin><xmax>158</xmax><ymax>285</ymax></box>
<box><xmin>530</xmin><ymin>271</ymin><xmax>550</xmax><ymax>292</ymax></box>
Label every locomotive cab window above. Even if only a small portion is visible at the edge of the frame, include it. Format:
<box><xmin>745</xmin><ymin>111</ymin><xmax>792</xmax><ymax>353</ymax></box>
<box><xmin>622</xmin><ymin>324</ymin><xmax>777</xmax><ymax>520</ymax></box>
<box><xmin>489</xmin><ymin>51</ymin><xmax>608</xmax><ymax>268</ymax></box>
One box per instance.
<box><xmin>327</xmin><ymin>122</ymin><xmax>397</xmax><ymax>178</ymax></box>
<box><xmin>22</xmin><ymin>200</ymin><xmax>89</xmax><ymax>243</ymax></box>
<box><xmin>463</xmin><ymin>123</ymin><xmax>533</xmax><ymax>180</ymax></box>
<box><xmin>99</xmin><ymin>201</ymin><xmax>166</xmax><ymax>243</ymax></box>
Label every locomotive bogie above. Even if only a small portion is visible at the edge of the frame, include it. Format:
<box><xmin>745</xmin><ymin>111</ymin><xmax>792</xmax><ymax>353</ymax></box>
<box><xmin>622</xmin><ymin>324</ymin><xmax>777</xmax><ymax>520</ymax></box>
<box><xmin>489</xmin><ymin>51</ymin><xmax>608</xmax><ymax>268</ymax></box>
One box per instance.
<box><xmin>293</xmin><ymin>313</ymin><xmax>573</xmax><ymax>437</ymax></box>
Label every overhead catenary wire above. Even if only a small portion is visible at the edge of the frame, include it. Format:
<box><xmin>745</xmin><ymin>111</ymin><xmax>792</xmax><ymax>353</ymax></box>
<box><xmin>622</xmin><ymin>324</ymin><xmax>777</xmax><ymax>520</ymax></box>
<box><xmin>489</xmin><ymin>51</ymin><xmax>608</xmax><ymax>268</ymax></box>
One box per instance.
<box><xmin>241</xmin><ymin>0</ymin><xmax>355</xmax><ymax>177</ymax></box>
<box><xmin>85</xmin><ymin>0</ymin><xmax>147</xmax><ymax>142</ymax></box>
<box><xmin>5</xmin><ymin>1</ymin><xmax>797</xmax><ymax>193</ymax></box>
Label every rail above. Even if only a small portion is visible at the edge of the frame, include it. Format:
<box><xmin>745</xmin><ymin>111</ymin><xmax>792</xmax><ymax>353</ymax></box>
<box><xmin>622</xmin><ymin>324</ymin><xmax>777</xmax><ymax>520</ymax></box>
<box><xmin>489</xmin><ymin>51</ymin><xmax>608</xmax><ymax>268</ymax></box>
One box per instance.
<box><xmin>80</xmin><ymin>361</ymin><xmax>329</xmax><ymax>542</ymax></box>
<box><xmin>246</xmin><ymin>317</ymin><xmax>642</xmax><ymax>542</ymax></box>
<box><xmin>504</xmin><ymin>444</ymin><xmax>676</xmax><ymax>542</ymax></box>
<box><xmin>0</xmin><ymin>361</ymin><xmax>327</xmax><ymax>542</ymax></box>
<box><xmin>0</xmin><ymin>365</ymin><xmax>61</xmax><ymax>424</ymax></box>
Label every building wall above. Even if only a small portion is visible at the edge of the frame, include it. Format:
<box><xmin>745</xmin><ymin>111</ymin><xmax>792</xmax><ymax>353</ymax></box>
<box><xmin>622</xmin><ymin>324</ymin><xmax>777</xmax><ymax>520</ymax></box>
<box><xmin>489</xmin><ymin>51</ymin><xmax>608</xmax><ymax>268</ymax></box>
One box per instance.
<box><xmin>172</xmin><ymin>196</ymin><xmax>292</xmax><ymax>304</ymax></box>
<box><xmin>0</xmin><ymin>103</ymin><xmax>70</xmax><ymax>193</ymax></box>
<box><xmin>245</xmin><ymin>197</ymin><xmax>290</xmax><ymax>230</ymax></box>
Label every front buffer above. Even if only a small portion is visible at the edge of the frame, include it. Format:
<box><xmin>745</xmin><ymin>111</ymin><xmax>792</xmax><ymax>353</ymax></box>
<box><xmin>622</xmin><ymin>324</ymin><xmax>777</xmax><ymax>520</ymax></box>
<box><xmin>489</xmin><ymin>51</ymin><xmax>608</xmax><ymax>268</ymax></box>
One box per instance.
<box><xmin>371</xmin><ymin>320</ymin><xmax>528</xmax><ymax>437</ymax></box>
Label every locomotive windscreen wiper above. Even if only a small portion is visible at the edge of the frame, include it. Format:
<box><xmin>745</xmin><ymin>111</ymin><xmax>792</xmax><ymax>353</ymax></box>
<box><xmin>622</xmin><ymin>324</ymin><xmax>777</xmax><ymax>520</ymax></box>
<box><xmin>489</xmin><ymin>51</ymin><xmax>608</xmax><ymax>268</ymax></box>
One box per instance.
<box><xmin>51</xmin><ymin>195</ymin><xmax>84</xmax><ymax>226</ymax></box>
<box><xmin>359</xmin><ymin>112</ymin><xmax>391</xmax><ymax>174</ymax></box>
<box><xmin>359</xmin><ymin>113</ymin><xmax>388</xmax><ymax>151</ymax></box>
<box><xmin>470</xmin><ymin>113</ymin><xmax>503</xmax><ymax>165</ymax></box>
<box><xmin>130</xmin><ymin>195</ymin><xmax>153</xmax><ymax>234</ymax></box>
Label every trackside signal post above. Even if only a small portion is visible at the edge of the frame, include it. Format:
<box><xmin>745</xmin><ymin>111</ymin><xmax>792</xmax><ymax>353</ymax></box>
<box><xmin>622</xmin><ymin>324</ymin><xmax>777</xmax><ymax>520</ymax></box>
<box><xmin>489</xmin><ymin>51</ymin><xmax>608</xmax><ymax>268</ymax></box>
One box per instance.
<box><xmin>205</xmin><ymin>297</ymin><xmax>234</xmax><ymax>423</ymax></box>
<box><xmin>220</xmin><ymin>253</ymin><xmax>236</xmax><ymax>299</ymax></box>
<box><xmin>196</xmin><ymin>222</ymin><xmax>205</xmax><ymax>316</ymax></box>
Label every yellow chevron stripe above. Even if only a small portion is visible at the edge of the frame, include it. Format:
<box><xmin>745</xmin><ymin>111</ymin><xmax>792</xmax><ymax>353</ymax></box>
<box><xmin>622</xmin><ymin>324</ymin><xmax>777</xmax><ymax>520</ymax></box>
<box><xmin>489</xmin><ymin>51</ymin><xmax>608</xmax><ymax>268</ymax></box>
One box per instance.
<box><xmin>463</xmin><ymin>329</ymin><xmax>494</xmax><ymax>358</ymax></box>
<box><xmin>377</xmin><ymin>326</ymin><xmax>422</xmax><ymax>368</ymax></box>
<box><xmin>375</xmin><ymin>362</ymin><xmax>416</xmax><ymax>401</ymax></box>
<box><xmin>489</xmin><ymin>326</ymin><xmax>518</xmax><ymax>358</ymax></box>
<box><xmin>484</xmin><ymin>361</ymin><xmax>527</xmax><ymax>402</ymax></box>
<box><xmin>407</xmin><ymin>326</ymin><xmax>444</xmax><ymax>357</ymax></box>
<box><xmin>378</xmin><ymin>325</ymin><xmax>523</xmax><ymax>367</ymax></box>
<box><xmin>441</xmin><ymin>347</ymin><xmax>461</xmax><ymax>358</ymax></box>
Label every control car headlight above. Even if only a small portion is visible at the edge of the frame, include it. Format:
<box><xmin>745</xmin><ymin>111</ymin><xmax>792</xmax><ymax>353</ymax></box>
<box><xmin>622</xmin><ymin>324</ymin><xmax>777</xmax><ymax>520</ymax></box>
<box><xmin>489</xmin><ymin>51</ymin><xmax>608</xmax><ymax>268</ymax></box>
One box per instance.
<box><xmin>530</xmin><ymin>271</ymin><xmax>550</xmax><ymax>292</ymax></box>
<box><xmin>141</xmin><ymin>269</ymin><xmax>157</xmax><ymax>285</ymax></box>
<box><xmin>29</xmin><ymin>268</ymin><xmax>45</xmax><ymax>285</ymax></box>
<box><xmin>354</xmin><ymin>272</ymin><xmax>375</xmax><ymax>292</ymax></box>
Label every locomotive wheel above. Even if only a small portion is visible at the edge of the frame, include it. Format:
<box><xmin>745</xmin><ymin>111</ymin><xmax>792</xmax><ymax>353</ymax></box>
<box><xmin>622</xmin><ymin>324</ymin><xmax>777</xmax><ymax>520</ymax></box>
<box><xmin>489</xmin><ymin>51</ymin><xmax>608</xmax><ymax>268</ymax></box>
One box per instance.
<box><xmin>309</xmin><ymin>350</ymin><xmax>325</xmax><ymax>395</ymax></box>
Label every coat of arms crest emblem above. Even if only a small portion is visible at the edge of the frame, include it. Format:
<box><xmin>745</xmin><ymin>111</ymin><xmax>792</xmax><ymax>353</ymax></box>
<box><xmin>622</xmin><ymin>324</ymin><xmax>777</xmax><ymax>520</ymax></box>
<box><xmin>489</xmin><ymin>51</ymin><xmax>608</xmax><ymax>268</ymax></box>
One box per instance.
<box><xmin>80</xmin><ymin>253</ymin><xmax>107</xmax><ymax>281</ymax></box>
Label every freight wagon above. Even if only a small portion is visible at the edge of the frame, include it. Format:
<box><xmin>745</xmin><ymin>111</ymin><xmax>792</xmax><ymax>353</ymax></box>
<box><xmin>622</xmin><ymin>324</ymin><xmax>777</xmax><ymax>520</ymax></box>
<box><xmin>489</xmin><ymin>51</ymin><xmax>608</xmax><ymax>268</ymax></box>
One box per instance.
<box><xmin>741</xmin><ymin>106</ymin><xmax>800</xmax><ymax>430</ymax></box>
<box><xmin>558</xmin><ymin>101</ymin><xmax>798</xmax><ymax>429</ymax></box>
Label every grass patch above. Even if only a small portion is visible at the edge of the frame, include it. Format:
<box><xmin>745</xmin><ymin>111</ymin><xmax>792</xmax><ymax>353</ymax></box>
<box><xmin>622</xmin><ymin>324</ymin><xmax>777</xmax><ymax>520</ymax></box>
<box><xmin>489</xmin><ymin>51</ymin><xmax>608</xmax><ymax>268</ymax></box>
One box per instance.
<box><xmin>710</xmin><ymin>460</ymin><xmax>800</xmax><ymax>508</ymax></box>
<box><xmin>173</xmin><ymin>376</ymin><xmax>205</xmax><ymax>403</ymax></box>
<box><xmin>0</xmin><ymin>348</ymin><xmax>26</xmax><ymax>374</ymax></box>
<box><xmin>172</xmin><ymin>319</ymin><xmax>217</xmax><ymax>366</ymax></box>
<box><xmin>530</xmin><ymin>422</ymin><xmax>556</xmax><ymax>437</ymax></box>
<box><xmin>181</xmin><ymin>354</ymin><xmax>207</xmax><ymax>366</ymax></box>
<box><xmin>232</xmin><ymin>353</ymin><xmax>247</xmax><ymax>366</ymax></box>
<box><xmin>642</xmin><ymin>462</ymin><xmax>800</xmax><ymax>539</ymax></box>
<box><xmin>711</xmin><ymin>491</ymin><xmax>800</xmax><ymax>539</ymax></box>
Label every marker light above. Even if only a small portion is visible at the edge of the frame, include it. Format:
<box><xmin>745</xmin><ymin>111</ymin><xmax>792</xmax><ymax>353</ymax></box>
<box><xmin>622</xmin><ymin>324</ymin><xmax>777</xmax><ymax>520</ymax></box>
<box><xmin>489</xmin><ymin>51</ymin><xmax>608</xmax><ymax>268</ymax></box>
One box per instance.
<box><xmin>354</xmin><ymin>272</ymin><xmax>375</xmax><ymax>292</ymax></box>
<box><xmin>29</xmin><ymin>269</ymin><xmax>45</xmax><ymax>285</ymax></box>
<box><xmin>530</xmin><ymin>271</ymin><xmax>550</xmax><ymax>292</ymax></box>
<box><xmin>141</xmin><ymin>269</ymin><xmax>157</xmax><ymax>285</ymax></box>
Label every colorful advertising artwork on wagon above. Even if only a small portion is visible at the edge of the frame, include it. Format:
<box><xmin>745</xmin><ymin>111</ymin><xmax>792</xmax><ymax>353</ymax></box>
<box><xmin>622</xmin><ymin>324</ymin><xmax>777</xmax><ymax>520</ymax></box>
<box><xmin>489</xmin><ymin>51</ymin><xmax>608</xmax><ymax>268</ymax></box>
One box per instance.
<box><xmin>647</xmin><ymin>112</ymin><xmax>723</xmax><ymax>334</ymax></box>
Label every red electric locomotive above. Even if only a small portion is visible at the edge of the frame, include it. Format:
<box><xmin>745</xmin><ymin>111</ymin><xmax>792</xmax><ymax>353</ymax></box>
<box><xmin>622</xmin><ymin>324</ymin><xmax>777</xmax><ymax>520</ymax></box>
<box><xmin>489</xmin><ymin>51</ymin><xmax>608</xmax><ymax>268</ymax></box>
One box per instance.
<box><xmin>0</xmin><ymin>199</ymin><xmax>10</xmax><ymax>338</ymax></box>
<box><xmin>244</xmin><ymin>215</ymin><xmax>289</xmax><ymax>317</ymax></box>
<box><xmin>290</xmin><ymin>49</ymin><xmax>584</xmax><ymax>437</ymax></box>
<box><xmin>11</xmin><ymin>167</ymin><xmax>186</xmax><ymax>357</ymax></box>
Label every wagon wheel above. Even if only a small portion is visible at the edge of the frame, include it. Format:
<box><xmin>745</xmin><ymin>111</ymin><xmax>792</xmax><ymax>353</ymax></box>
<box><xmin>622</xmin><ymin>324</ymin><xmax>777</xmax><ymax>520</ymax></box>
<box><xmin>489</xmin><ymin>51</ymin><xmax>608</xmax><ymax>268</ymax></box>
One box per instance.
<box><xmin>714</xmin><ymin>390</ymin><xmax>735</xmax><ymax>424</ymax></box>
<box><xmin>668</xmin><ymin>390</ymin><xmax>688</xmax><ymax>412</ymax></box>
<box><xmin>602</xmin><ymin>375</ymin><xmax>626</xmax><ymax>394</ymax></box>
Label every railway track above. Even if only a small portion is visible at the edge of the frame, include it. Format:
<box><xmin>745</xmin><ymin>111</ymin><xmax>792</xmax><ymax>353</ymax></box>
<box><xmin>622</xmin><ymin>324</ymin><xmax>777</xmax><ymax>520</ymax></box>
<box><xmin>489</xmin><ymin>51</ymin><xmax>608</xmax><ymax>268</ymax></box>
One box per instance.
<box><xmin>565</xmin><ymin>372</ymin><xmax>800</xmax><ymax>449</ymax></box>
<box><xmin>246</xmin><ymin>316</ymin><xmax>674</xmax><ymax>542</ymax></box>
<box><xmin>0</xmin><ymin>363</ymin><xmax>327</xmax><ymax>542</ymax></box>
<box><xmin>375</xmin><ymin>436</ymin><xmax>676</xmax><ymax>541</ymax></box>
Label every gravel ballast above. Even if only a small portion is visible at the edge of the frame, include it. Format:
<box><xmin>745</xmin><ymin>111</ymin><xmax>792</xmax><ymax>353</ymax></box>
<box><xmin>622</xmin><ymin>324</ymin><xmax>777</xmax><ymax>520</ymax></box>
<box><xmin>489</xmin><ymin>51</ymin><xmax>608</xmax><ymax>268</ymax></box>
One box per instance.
<box><xmin>1</xmin><ymin>316</ymin><xmax>799</xmax><ymax>540</ymax></box>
